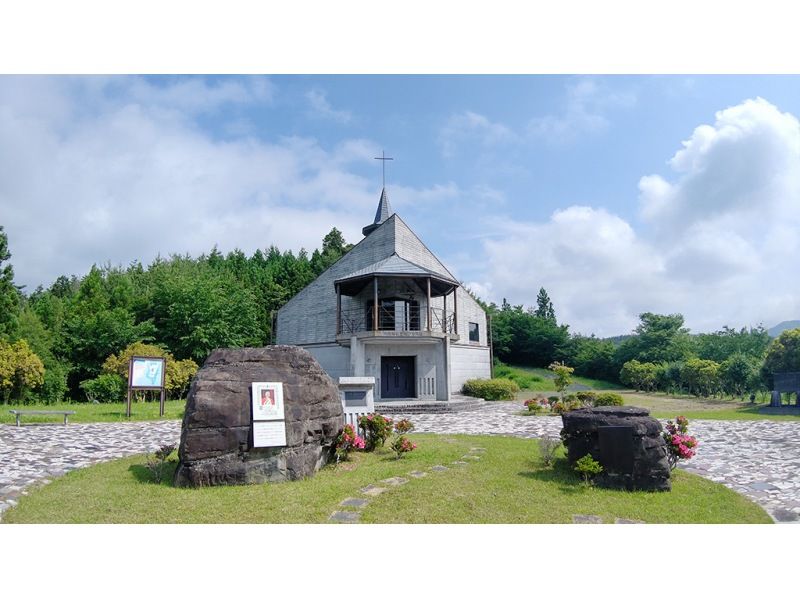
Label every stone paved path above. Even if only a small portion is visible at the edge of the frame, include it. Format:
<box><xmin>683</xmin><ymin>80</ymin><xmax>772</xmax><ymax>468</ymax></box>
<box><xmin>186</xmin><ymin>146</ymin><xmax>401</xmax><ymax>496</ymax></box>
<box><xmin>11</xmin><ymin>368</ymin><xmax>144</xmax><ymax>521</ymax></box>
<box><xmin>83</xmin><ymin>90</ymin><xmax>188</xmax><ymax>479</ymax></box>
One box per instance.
<box><xmin>3</xmin><ymin>403</ymin><xmax>800</xmax><ymax>523</ymax></box>
<box><xmin>0</xmin><ymin>420</ymin><xmax>181</xmax><ymax>519</ymax></box>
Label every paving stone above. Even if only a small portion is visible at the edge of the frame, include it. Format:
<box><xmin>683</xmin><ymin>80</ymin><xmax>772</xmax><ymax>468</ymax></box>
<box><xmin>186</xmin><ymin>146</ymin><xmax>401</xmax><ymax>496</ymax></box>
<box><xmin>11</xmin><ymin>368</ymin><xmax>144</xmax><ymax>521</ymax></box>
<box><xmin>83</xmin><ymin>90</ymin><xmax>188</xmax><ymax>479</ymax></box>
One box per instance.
<box><xmin>329</xmin><ymin>511</ymin><xmax>361</xmax><ymax>523</ymax></box>
<box><xmin>379</xmin><ymin>477</ymin><xmax>408</xmax><ymax>486</ymax></box>
<box><xmin>360</xmin><ymin>485</ymin><xmax>387</xmax><ymax>497</ymax></box>
<box><xmin>452</xmin><ymin>460</ymin><xmax>468</xmax><ymax>465</ymax></box>
<box><xmin>614</xmin><ymin>518</ymin><xmax>645</xmax><ymax>524</ymax></box>
<box><xmin>573</xmin><ymin>515</ymin><xmax>603</xmax><ymax>524</ymax></box>
<box><xmin>772</xmin><ymin>509</ymin><xmax>799</xmax><ymax>522</ymax></box>
<box><xmin>430</xmin><ymin>465</ymin><xmax>449</xmax><ymax>472</ymax></box>
<box><xmin>408</xmin><ymin>471</ymin><xmax>427</xmax><ymax>478</ymax></box>
<box><xmin>339</xmin><ymin>498</ymin><xmax>369</xmax><ymax>508</ymax></box>
<box><xmin>462</xmin><ymin>455</ymin><xmax>481</xmax><ymax>460</ymax></box>
<box><xmin>469</xmin><ymin>447</ymin><xmax>486</xmax><ymax>452</ymax></box>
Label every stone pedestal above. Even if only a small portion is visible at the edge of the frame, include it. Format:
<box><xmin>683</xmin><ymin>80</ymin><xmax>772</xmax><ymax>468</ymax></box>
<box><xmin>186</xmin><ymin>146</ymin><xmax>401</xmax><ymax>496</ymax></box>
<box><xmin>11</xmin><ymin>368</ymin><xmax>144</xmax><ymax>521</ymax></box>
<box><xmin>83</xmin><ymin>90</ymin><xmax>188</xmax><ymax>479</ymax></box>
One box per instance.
<box><xmin>560</xmin><ymin>406</ymin><xmax>671</xmax><ymax>491</ymax></box>
<box><xmin>174</xmin><ymin>346</ymin><xmax>343</xmax><ymax>488</ymax></box>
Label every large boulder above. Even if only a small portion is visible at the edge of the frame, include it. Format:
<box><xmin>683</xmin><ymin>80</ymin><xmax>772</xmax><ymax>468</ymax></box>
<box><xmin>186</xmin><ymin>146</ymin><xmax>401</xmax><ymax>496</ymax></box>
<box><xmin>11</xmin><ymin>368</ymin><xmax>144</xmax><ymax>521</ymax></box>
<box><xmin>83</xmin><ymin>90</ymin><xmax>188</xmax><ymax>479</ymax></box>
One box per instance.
<box><xmin>560</xmin><ymin>406</ymin><xmax>671</xmax><ymax>491</ymax></box>
<box><xmin>174</xmin><ymin>346</ymin><xmax>343</xmax><ymax>487</ymax></box>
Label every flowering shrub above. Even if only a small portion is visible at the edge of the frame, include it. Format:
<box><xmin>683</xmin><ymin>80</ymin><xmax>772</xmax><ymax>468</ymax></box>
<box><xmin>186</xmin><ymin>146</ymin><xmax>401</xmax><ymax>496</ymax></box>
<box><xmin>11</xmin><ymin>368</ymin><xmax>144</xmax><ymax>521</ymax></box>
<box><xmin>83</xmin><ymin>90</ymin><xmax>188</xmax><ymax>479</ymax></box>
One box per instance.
<box><xmin>391</xmin><ymin>435</ymin><xmax>417</xmax><ymax>459</ymax></box>
<box><xmin>358</xmin><ymin>413</ymin><xmax>394</xmax><ymax>451</ymax></box>
<box><xmin>335</xmin><ymin>424</ymin><xmax>365</xmax><ymax>462</ymax></box>
<box><xmin>662</xmin><ymin>415</ymin><xmax>698</xmax><ymax>470</ymax></box>
<box><xmin>394</xmin><ymin>418</ymin><xmax>415</xmax><ymax>434</ymax></box>
<box><xmin>524</xmin><ymin>397</ymin><xmax>551</xmax><ymax>414</ymax></box>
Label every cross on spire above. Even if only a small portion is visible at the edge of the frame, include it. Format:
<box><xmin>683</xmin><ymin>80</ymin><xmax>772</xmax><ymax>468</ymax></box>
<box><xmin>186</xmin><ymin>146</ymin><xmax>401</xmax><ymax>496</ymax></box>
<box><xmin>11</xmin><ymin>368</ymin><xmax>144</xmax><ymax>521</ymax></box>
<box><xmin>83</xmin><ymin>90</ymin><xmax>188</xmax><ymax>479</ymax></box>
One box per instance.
<box><xmin>374</xmin><ymin>150</ymin><xmax>393</xmax><ymax>188</ymax></box>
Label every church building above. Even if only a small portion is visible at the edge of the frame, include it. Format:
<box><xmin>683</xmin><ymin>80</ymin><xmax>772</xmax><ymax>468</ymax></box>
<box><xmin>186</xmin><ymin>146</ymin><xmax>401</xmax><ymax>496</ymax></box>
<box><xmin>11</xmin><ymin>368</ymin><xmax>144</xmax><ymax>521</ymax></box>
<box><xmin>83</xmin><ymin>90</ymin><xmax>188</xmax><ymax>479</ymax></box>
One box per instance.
<box><xmin>276</xmin><ymin>186</ymin><xmax>491</xmax><ymax>402</ymax></box>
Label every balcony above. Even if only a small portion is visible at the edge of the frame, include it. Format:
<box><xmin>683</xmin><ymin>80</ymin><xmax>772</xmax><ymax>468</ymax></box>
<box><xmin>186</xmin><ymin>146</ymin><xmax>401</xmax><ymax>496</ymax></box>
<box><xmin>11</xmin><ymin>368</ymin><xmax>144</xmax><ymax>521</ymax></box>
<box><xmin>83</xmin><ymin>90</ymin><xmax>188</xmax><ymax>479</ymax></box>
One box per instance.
<box><xmin>339</xmin><ymin>304</ymin><xmax>456</xmax><ymax>337</ymax></box>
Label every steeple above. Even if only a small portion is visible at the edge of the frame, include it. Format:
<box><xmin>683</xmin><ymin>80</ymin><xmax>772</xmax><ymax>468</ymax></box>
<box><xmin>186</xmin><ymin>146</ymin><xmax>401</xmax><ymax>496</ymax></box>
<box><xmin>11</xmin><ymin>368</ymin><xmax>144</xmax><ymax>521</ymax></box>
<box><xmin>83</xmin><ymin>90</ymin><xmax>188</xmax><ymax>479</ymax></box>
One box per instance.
<box><xmin>362</xmin><ymin>187</ymin><xmax>393</xmax><ymax>236</ymax></box>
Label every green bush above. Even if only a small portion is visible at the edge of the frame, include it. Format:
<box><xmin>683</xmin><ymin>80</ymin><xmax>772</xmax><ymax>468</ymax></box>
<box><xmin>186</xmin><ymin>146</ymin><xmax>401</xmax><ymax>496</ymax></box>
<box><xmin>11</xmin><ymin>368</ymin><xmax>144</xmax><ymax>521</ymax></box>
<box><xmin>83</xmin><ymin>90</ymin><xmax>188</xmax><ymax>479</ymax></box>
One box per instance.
<box><xmin>79</xmin><ymin>373</ymin><xmax>125</xmax><ymax>403</ymax></box>
<box><xmin>575</xmin><ymin>391</ymin><xmax>597</xmax><ymax>405</ymax></box>
<box><xmin>492</xmin><ymin>364</ymin><xmax>543</xmax><ymax>390</ymax></box>
<box><xmin>593</xmin><ymin>392</ymin><xmax>624</xmax><ymax>406</ymax></box>
<box><xmin>462</xmin><ymin>378</ymin><xmax>520</xmax><ymax>401</ymax></box>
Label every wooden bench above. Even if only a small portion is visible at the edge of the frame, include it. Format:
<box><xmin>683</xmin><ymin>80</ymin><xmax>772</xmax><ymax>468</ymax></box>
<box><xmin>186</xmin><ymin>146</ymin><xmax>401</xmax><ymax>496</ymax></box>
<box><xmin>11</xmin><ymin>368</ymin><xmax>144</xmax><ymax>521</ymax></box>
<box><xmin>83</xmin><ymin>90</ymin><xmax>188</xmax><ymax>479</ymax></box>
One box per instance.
<box><xmin>8</xmin><ymin>410</ymin><xmax>76</xmax><ymax>426</ymax></box>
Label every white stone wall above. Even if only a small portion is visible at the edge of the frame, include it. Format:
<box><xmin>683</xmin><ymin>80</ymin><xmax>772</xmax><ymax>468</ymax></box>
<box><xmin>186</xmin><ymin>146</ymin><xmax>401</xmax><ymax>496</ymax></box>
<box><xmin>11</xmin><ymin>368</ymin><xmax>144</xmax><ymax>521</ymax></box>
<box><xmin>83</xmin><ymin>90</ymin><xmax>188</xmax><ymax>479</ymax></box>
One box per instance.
<box><xmin>304</xmin><ymin>344</ymin><xmax>351</xmax><ymax>381</ymax></box>
<box><xmin>363</xmin><ymin>342</ymin><xmax>447</xmax><ymax>400</ymax></box>
<box><xmin>449</xmin><ymin>344</ymin><xmax>492</xmax><ymax>394</ymax></box>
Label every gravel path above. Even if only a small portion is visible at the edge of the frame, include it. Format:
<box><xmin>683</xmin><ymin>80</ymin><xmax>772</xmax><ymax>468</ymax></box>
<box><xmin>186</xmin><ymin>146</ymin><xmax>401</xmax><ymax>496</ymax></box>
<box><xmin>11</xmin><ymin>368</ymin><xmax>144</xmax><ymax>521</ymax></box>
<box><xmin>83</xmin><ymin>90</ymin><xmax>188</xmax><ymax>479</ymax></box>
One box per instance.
<box><xmin>2</xmin><ymin>404</ymin><xmax>799</xmax><ymax>523</ymax></box>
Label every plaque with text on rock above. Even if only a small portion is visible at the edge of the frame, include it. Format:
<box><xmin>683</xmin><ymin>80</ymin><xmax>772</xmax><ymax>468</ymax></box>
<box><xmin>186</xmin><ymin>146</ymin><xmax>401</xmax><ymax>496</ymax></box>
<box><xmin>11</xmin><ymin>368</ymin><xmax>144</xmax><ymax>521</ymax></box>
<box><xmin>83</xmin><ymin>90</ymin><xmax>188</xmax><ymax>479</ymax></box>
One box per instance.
<box><xmin>251</xmin><ymin>382</ymin><xmax>287</xmax><ymax>447</ymax></box>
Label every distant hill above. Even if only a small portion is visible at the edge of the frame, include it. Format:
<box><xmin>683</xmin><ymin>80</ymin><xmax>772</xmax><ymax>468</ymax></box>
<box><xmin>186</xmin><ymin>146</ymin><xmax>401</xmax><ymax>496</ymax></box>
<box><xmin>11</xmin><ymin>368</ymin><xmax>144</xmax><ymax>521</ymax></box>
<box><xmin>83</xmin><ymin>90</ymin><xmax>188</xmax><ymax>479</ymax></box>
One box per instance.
<box><xmin>768</xmin><ymin>320</ymin><xmax>800</xmax><ymax>337</ymax></box>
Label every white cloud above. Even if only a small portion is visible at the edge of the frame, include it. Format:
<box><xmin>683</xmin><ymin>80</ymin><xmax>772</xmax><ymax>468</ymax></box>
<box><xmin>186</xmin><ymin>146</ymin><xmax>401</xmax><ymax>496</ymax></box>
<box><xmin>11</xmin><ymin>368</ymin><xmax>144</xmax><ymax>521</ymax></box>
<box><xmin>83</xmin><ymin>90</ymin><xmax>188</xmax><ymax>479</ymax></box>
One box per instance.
<box><xmin>438</xmin><ymin>110</ymin><xmax>515</xmax><ymax>158</ymax></box>
<box><xmin>0</xmin><ymin>77</ymin><xmax>382</xmax><ymax>289</ymax></box>
<box><xmin>473</xmin><ymin>97</ymin><xmax>800</xmax><ymax>335</ymax></box>
<box><xmin>305</xmin><ymin>89</ymin><xmax>352</xmax><ymax>123</ymax></box>
<box><xmin>528</xmin><ymin>77</ymin><xmax>636</xmax><ymax>143</ymax></box>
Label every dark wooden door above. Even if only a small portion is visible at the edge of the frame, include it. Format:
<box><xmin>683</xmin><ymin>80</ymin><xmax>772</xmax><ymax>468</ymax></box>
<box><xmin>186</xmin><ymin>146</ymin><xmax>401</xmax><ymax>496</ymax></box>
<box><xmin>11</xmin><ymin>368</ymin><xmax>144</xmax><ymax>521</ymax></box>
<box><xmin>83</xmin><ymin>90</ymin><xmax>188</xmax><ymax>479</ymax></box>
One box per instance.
<box><xmin>381</xmin><ymin>356</ymin><xmax>415</xmax><ymax>399</ymax></box>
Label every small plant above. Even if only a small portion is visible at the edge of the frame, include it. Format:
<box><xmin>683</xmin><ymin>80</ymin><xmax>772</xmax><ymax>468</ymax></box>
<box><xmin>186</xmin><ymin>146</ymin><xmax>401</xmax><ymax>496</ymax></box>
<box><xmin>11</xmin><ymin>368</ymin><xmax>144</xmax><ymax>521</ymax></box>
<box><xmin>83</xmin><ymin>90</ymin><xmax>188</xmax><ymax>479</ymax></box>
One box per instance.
<box><xmin>575</xmin><ymin>391</ymin><xmax>597</xmax><ymax>406</ymax></box>
<box><xmin>335</xmin><ymin>424</ymin><xmax>365</xmax><ymax>462</ymax></box>
<box><xmin>358</xmin><ymin>413</ymin><xmax>394</xmax><ymax>451</ymax></box>
<box><xmin>524</xmin><ymin>398</ymin><xmax>542</xmax><ymax>413</ymax></box>
<box><xmin>538</xmin><ymin>437</ymin><xmax>561</xmax><ymax>467</ymax></box>
<box><xmin>394</xmin><ymin>418</ymin><xmax>415</xmax><ymax>434</ymax></box>
<box><xmin>390</xmin><ymin>435</ymin><xmax>417</xmax><ymax>459</ymax></box>
<box><xmin>145</xmin><ymin>443</ymin><xmax>176</xmax><ymax>484</ymax></box>
<box><xmin>662</xmin><ymin>415</ymin><xmax>698</xmax><ymax>470</ymax></box>
<box><xmin>574</xmin><ymin>454</ymin><xmax>603</xmax><ymax>486</ymax></box>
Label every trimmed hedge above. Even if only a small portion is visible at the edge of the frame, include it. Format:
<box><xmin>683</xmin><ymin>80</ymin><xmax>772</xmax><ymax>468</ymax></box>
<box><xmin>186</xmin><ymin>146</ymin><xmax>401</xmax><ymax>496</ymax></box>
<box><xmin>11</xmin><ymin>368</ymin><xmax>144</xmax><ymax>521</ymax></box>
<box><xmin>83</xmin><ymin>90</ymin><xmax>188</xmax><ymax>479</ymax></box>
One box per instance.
<box><xmin>593</xmin><ymin>392</ymin><xmax>625</xmax><ymax>406</ymax></box>
<box><xmin>462</xmin><ymin>378</ymin><xmax>520</xmax><ymax>401</ymax></box>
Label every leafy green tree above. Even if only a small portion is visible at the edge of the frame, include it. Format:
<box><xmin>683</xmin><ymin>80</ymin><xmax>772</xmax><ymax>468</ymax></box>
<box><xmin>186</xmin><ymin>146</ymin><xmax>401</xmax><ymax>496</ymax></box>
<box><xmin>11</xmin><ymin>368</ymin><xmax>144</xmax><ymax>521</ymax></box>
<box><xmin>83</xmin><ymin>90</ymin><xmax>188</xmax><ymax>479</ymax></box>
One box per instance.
<box><xmin>566</xmin><ymin>335</ymin><xmax>618</xmax><ymax>382</ymax></box>
<box><xmin>761</xmin><ymin>328</ymin><xmax>800</xmax><ymax>389</ymax></box>
<box><xmin>534</xmin><ymin>287</ymin><xmax>556</xmax><ymax>321</ymax></box>
<box><xmin>694</xmin><ymin>326</ymin><xmax>771</xmax><ymax>362</ymax></box>
<box><xmin>0</xmin><ymin>226</ymin><xmax>21</xmax><ymax>339</ymax></box>
<box><xmin>616</xmin><ymin>313</ymin><xmax>692</xmax><ymax>366</ymax></box>
<box><xmin>681</xmin><ymin>358</ymin><xmax>721</xmax><ymax>397</ymax></box>
<box><xmin>151</xmin><ymin>270</ymin><xmax>261</xmax><ymax>362</ymax></box>
<box><xmin>619</xmin><ymin>359</ymin><xmax>660</xmax><ymax>392</ymax></box>
<box><xmin>548</xmin><ymin>361</ymin><xmax>574</xmax><ymax>397</ymax></box>
<box><xmin>720</xmin><ymin>353</ymin><xmax>760</xmax><ymax>398</ymax></box>
<box><xmin>0</xmin><ymin>339</ymin><xmax>45</xmax><ymax>403</ymax></box>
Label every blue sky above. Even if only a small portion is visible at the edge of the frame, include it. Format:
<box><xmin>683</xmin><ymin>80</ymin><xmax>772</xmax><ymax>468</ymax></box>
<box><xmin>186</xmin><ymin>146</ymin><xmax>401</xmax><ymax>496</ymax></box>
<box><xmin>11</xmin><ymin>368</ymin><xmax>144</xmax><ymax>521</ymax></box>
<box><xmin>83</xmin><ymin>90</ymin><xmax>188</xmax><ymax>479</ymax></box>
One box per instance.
<box><xmin>2</xmin><ymin>74</ymin><xmax>800</xmax><ymax>336</ymax></box>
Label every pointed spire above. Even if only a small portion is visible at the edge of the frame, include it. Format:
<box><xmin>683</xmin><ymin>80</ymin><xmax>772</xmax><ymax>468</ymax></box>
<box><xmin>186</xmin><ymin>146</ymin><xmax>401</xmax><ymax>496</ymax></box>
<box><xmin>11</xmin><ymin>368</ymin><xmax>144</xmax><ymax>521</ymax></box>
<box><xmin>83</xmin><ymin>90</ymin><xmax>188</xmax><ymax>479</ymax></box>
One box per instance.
<box><xmin>363</xmin><ymin>187</ymin><xmax>394</xmax><ymax>236</ymax></box>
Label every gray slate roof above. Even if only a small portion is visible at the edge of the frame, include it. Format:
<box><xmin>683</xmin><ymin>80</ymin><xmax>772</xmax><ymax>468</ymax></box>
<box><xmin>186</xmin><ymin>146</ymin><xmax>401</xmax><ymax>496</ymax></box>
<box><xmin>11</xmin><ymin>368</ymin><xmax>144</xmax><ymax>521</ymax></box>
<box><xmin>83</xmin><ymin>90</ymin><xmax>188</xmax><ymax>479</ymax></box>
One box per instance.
<box><xmin>336</xmin><ymin>253</ymin><xmax>457</xmax><ymax>284</ymax></box>
<box><xmin>373</xmin><ymin>187</ymin><xmax>392</xmax><ymax>225</ymax></box>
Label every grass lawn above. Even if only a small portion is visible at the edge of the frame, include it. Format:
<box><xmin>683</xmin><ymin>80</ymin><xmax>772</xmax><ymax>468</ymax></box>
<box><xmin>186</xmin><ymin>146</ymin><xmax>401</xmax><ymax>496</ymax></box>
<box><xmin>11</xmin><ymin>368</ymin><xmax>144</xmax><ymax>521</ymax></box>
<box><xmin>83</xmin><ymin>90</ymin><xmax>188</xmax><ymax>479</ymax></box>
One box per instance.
<box><xmin>495</xmin><ymin>363</ymin><xmax>624</xmax><ymax>392</ymax></box>
<box><xmin>2</xmin><ymin>434</ymin><xmax>770</xmax><ymax>524</ymax></box>
<box><xmin>0</xmin><ymin>400</ymin><xmax>186</xmax><ymax>425</ymax></box>
<box><xmin>516</xmin><ymin>390</ymin><xmax>800</xmax><ymax>421</ymax></box>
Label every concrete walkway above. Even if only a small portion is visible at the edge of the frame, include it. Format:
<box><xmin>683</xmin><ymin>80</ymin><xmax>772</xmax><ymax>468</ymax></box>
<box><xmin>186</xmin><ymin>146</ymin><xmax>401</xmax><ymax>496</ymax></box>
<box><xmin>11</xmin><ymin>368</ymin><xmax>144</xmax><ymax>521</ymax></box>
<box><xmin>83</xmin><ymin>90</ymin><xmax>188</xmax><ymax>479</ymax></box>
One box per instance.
<box><xmin>2</xmin><ymin>403</ymin><xmax>799</xmax><ymax>522</ymax></box>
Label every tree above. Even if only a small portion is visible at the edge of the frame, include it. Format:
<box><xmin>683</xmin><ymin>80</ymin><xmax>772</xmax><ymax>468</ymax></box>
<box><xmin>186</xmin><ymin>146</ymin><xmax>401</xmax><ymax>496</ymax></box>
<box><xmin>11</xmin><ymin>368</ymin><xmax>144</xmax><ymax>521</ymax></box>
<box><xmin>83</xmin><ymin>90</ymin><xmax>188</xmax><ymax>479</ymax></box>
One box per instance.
<box><xmin>720</xmin><ymin>353</ymin><xmax>760</xmax><ymax>398</ymax></box>
<box><xmin>619</xmin><ymin>359</ymin><xmax>660</xmax><ymax>392</ymax></box>
<box><xmin>0</xmin><ymin>226</ymin><xmax>20</xmax><ymax>339</ymax></box>
<box><xmin>616</xmin><ymin>313</ymin><xmax>692</xmax><ymax>366</ymax></box>
<box><xmin>761</xmin><ymin>328</ymin><xmax>800</xmax><ymax>389</ymax></box>
<box><xmin>548</xmin><ymin>361</ymin><xmax>574</xmax><ymax>397</ymax></box>
<box><xmin>694</xmin><ymin>326</ymin><xmax>771</xmax><ymax>362</ymax></box>
<box><xmin>0</xmin><ymin>339</ymin><xmax>45</xmax><ymax>403</ymax></box>
<box><xmin>681</xmin><ymin>358</ymin><xmax>721</xmax><ymax>397</ymax></box>
<box><xmin>534</xmin><ymin>287</ymin><xmax>556</xmax><ymax>322</ymax></box>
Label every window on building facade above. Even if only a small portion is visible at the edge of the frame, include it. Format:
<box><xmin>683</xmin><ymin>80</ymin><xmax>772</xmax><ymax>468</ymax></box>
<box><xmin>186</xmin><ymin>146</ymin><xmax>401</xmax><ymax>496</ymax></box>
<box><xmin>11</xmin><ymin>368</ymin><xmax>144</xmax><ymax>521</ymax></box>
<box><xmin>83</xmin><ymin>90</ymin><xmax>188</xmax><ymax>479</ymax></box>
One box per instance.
<box><xmin>469</xmin><ymin>322</ymin><xmax>479</xmax><ymax>342</ymax></box>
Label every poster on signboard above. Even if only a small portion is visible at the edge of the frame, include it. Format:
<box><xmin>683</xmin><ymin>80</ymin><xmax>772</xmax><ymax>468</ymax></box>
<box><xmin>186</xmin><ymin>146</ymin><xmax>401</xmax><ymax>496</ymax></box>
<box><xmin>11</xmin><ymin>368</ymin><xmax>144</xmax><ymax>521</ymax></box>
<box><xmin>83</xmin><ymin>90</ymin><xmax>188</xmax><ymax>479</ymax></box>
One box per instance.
<box><xmin>130</xmin><ymin>356</ymin><xmax>165</xmax><ymax>389</ymax></box>
<box><xmin>251</xmin><ymin>382</ymin><xmax>285</xmax><ymax>421</ymax></box>
<box><xmin>253</xmin><ymin>420</ymin><xmax>287</xmax><ymax>447</ymax></box>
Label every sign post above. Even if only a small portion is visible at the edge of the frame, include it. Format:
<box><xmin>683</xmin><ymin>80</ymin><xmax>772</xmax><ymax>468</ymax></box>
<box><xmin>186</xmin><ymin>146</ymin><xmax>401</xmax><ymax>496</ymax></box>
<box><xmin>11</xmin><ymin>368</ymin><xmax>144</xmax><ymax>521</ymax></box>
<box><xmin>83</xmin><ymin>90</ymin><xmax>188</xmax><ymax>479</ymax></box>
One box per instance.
<box><xmin>127</xmin><ymin>356</ymin><xmax>167</xmax><ymax>418</ymax></box>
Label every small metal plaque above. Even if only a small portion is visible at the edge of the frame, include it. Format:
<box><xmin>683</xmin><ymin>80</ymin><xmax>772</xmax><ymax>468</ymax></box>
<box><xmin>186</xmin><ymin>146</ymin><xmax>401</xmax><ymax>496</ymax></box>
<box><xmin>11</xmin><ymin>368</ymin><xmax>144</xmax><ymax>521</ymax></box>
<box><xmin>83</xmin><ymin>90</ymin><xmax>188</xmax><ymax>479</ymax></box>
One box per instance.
<box><xmin>598</xmin><ymin>426</ymin><xmax>635</xmax><ymax>474</ymax></box>
<box><xmin>253</xmin><ymin>420</ymin><xmax>287</xmax><ymax>447</ymax></box>
<box><xmin>344</xmin><ymin>390</ymin><xmax>367</xmax><ymax>407</ymax></box>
